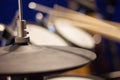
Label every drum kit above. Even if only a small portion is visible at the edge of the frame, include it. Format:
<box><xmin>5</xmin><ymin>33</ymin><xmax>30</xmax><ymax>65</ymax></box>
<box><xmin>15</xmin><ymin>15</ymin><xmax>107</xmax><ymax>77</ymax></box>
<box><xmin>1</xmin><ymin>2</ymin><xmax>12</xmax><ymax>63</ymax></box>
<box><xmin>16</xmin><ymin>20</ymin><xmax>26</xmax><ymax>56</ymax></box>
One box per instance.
<box><xmin>1</xmin><ymin>0</ymin><xmax>120</xmax><ymax>80</ymax></box>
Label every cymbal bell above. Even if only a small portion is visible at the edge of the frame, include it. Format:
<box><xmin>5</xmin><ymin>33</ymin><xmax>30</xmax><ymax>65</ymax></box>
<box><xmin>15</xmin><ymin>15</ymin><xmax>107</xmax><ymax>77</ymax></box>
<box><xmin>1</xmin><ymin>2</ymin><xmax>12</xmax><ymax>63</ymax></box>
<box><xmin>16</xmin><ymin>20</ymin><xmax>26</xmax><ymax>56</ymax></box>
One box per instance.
<box><xmin>0</xmin><ymin>44</ymin><xmax>96</xmax><ymax>75</ymax></box>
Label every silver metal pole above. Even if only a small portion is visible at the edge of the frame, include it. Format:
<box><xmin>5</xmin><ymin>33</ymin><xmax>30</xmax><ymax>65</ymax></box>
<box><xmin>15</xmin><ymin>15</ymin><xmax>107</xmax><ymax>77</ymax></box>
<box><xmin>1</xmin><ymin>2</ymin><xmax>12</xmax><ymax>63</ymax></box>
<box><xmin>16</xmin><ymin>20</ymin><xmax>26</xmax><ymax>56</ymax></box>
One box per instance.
<box><xmin>18</xmin><ymin>0</ymin><xmax>23</xmax><ymax>21</ymax></box>
<box><xmin>18</xmin><ymin>0</ymin><xmax>24</xmax><ymax>37</ymax></box>
<box><xmin>15</xmin><ymin>0</ymin><xmax>29</xmax><ymax>44</ymax></box>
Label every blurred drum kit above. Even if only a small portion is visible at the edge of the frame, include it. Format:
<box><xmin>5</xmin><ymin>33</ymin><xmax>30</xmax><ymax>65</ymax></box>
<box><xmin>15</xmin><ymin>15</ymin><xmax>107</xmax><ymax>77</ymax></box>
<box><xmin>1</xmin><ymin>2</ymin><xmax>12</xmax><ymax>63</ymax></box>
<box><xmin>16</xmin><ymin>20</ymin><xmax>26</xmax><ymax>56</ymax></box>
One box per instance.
<box><xmin>1</xmin><ymin>0</ymin><xmax>120</xmax><ymax>80</ymax></box>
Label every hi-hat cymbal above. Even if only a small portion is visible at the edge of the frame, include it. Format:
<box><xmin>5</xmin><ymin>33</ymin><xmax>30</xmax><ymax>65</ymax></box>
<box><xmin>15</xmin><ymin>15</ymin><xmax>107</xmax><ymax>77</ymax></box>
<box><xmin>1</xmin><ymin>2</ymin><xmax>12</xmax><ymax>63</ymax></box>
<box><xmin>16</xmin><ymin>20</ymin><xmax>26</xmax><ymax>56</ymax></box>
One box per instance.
<box><xmin>0</xmin><ymin>44</ymin><xmax>96</xmax><ymax>75</ymax></box>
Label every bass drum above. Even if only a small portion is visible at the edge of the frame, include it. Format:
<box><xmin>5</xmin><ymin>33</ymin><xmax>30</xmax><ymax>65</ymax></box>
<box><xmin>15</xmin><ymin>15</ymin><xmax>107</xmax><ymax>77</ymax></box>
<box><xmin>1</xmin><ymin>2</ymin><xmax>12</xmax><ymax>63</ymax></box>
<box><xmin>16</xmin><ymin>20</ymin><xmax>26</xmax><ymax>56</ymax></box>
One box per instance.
<box><xmin>26</xmin><ymin>24</ymin><xmax>68</xmax><ymax>46</ymax></box>
<box><xmin>46</xmin><ymin>74</ymin><xmax>105</xmax><ymax>80</ymax></box>
<box><xmin>53</xmin><ymin>18</ymin><xmax>95</xmax><ymax>49</ymax></box>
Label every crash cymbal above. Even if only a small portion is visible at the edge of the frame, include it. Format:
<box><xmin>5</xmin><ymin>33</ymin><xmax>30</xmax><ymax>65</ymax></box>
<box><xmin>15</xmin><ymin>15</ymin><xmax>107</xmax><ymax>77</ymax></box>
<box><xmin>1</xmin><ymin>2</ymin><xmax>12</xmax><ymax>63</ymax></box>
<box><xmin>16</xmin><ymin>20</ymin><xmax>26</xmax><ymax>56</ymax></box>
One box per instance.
<box><xmin>0</xmin><ymin>44</ymin><xmax>96</xmax><ymax>75</ymax></box>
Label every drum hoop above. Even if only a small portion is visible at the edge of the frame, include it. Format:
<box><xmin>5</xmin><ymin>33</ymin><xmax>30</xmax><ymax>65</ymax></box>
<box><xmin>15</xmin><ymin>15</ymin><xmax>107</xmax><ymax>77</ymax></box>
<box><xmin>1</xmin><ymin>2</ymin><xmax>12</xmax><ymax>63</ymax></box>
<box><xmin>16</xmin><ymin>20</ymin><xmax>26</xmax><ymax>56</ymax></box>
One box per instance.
<box><xmin>45</xmin><ymin>74</ymin><xmax>105</xmax><ymax>80</ymax></box>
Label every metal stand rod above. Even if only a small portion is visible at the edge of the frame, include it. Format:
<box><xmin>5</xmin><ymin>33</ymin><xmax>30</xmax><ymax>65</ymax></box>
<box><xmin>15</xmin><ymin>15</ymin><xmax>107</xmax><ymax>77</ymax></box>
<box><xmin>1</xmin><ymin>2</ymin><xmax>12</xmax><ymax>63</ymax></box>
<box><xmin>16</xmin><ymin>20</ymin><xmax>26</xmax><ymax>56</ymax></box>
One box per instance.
<box><xmin>17</xmin><ymin>0</ymin><xmax>24</xmax><ymax>38</ymax></box>
<box><xmin>18</xmin><ymin>0</ymin><xmax>23</xmax><ymax>21</ymax></box>
<box><xmin>15</xmin><ymin>0</ymin><xmax>29</xmax><ymax>44</ymax></box>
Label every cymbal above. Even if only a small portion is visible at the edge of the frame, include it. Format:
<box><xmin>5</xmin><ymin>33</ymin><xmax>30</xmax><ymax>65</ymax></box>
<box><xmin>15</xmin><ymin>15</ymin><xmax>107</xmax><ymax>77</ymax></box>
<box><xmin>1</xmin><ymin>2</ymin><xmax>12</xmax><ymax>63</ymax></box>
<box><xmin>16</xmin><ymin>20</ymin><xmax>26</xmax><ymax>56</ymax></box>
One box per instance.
<box><xmin>0</xmin><ymin>45</ymin><xmax>96</xmax><ymax>75</ymax></box>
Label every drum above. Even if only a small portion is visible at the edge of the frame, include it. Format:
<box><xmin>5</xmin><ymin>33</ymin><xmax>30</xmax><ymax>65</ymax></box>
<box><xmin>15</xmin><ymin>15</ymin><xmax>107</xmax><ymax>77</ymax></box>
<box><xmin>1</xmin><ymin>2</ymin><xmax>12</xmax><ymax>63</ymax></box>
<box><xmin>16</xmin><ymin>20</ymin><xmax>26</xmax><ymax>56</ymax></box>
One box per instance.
<box><xmin>26</xmin><ymin>24</ymin><xmax>68</xmax><ymax>46</ymax></box>
<box><xmin>54</xmin><ymin>19</ymin><xmax>95</xmax><ymax>49</ymax></box>
<box><xmin>46</xmin><ymin>75</ymin><xmax>105</xmax><ymax>80</ymax></box>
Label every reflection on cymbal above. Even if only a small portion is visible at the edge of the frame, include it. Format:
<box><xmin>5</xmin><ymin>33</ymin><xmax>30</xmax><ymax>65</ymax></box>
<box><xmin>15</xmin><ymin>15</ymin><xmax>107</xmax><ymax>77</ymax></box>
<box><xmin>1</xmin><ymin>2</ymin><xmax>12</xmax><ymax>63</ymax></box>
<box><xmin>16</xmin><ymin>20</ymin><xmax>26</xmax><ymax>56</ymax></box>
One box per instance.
<box><xmin>0</xmin><ymin>44</ymin><xmax>96</xmax><ymax>75</ymax></box>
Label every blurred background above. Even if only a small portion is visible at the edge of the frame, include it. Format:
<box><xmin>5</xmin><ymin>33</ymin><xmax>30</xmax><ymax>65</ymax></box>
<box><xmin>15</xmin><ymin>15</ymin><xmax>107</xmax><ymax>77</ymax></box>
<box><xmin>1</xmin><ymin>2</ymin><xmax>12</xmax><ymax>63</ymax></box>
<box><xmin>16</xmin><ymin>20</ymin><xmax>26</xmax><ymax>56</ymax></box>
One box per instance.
<box><xmin>0</xmin><ymin>0</ymin><xmax>120</xmax><ymax>79</ymax></box>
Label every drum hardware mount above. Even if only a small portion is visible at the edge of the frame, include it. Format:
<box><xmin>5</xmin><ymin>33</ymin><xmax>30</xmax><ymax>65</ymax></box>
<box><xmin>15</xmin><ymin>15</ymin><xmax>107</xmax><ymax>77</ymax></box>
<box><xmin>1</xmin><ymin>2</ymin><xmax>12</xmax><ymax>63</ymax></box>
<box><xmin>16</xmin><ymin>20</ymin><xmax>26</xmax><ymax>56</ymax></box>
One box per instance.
<box><xmin>15</xmin><ymin>0</ymin><xmax>29</xmax><ymax>44</ymax></box>
<box><xmin>0</xmin><ymin>0</ymin><xmax>30</xmax><ymax>80</ymax></box>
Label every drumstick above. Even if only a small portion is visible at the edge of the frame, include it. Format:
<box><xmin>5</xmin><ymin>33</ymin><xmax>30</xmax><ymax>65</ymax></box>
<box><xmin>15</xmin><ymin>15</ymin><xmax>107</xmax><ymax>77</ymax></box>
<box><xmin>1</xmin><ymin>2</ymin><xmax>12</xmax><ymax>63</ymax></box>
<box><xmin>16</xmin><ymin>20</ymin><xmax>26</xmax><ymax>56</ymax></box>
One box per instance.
<box><xmin>29</xmin><ymin>2</ymin><xmax>118</xmax><ymax>32</ymax></box>
<box><xmin>54</xmin><ymin>4</ymin><xmax>120</xmax><ymax>29</ymax></box>
<box><xmin>54</xmin><ymin>4</ymin><xmax>119</xmax><ymax>30</ymax></box>
<box><xmin>52</xmin><ymin>6</ymin><xmax>120</xmax><ymax>33</ymax></box>
<box><xmin>29</xmin><ymin>2</ymin><xmax>120</xmax><ymax>41</ymax></box>
<box><xmin>29</xmin><ymin>2</ymin><xmax>54</xmax><ymax>14</ymax></box>
<box><xmin>54</xmin><ymin>5</ymin><xmax>120</xmax><ymax>41</ymax></box>
<box><xmin>105</xmin><ymin>20</ymin><xmax>120</xmax><ymax>28</ymax></box>
<box><xmin>54</xmin><ymin>4</ymin><xmax>79</xmax><ymax>13</ymax></box>
<box><xmin>73</xmin><ymin>0</ymin><xmax>96</xmax><ymax>11</ymax></box>
<box><xmin>53</xmin><ymin>18</ymin><xmax>120</xmax><ymax>42</ymax></box>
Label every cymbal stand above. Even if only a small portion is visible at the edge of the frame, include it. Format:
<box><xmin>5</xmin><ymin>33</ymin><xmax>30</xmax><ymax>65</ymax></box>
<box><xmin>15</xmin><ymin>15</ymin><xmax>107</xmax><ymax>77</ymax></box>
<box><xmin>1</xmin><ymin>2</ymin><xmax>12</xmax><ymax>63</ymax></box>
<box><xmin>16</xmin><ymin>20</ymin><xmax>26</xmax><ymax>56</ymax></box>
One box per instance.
<box><xmin>0</xmin><ymin>0</ymin><xmax>28</xmax><ymax>80</ymax></box>
<box><xmin>15</xmin><ymin>0</ymin><xmax>29</xmax><ymax>44</ymax></box>
<box><xmin>0</xmin><ymin>0</ymin><xmax>44</xmax><ymax>80</ymax></box>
